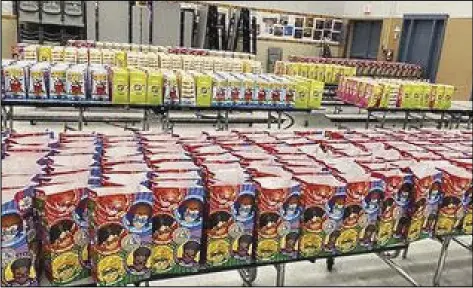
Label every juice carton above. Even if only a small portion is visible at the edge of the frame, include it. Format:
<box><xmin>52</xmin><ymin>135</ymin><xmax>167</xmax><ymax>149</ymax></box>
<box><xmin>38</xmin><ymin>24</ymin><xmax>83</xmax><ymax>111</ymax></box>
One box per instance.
<box><xmin>406</xmin><ymin>164</ymin><xmax>442</xmax><ymax>240</ymax></box>
<box><xmin>286</xmin><ymin>63</ymin><xmax>299</xmax><ymax>76</ymax></box>
<box><xmin>371</xmin><ymin>170</ymin><xmax>414</xmax><ymax>246</ymax></box>
<box><xmin>442</xmin><ymin>85</ymin><xmax>454</xmax><ymax>109</ymax></box>
<box><xmin>253</xmin><ymin>177</ymin><xmax>301</xmax><ymax>261</ymax></box>
<box><xmin>110</xmin><ymin>67</ymin><xmax>129</xmax><ymax>104</ymax></box>
<box><xmin>49</xmin><ymin>64</ymin><xmax>69</xmax><ymax>99</ymax></box>
<box><xmin>77</xmin><ymin>48</ymin><xmax>89</xmax><ymax>64</ymax></box>
<box><xmin>115</xmin><ymin>50</ymin><xmax>127</xmax><ymax>68</ymax></box>
<box><xmin>64</xmin><ymin>47</ymin><xmax>78</xmax><ymax>64</ymax></box>
<box><xmin>129</xmin><ymin>68</ymin><xmax>147</xmax><ymax>104</ymax></box>
<box><xmin>211</xmin><ymin>73</ymin><xmax>228</xmax><ymax>106</ymax></box>
<box><xmin>35</xmin><ymin>184</ymin><xmax>91</xmax><ymax>285</ymax></box>
<box><xmin>436</xmin><ymin>165</ymin><xmax>472</xmax><ymax>236</ymax></box>
<box><xmin>268</xmin><ymin>78</ymin><xmax>284</xmax><ymax>106</ymax></box>
<box><xmin>294</xmin><ymin>78</ymin><xmax>310</xmax><ymax>109</ymax></box>
<box><xmin>145</xmin><ymin>69</ymin><xmax>163</xmax><ymax>106</ymax></box>
<box><xmin>23</xmin><ymin>45</ymin><xmax>38</xmax><ymax>61</ymax></box>
<box><xmin>255</xmin><ymin>77</ymin><xmax>269</xmax><ymax>106</ymax></box>
<box><xmin>337</xmin><ymin>174</ymin><xmax>385</xmax><ymax>251</ymax></box>
<box><xmin>282</xmin><ymin>78</ymin><xmax>296</xmax><ymax>107</ymax></box>
<box><xmin>38</xmin><ymin>45</ymin><xmax>52</xmax><ymax>62</ymax></box>
<box><xmin>151</xmin><ymin>182</ymin><xmax>205</xmax><ymax>274</ymax></box>
<box><xmin>101</xmin><ymin>49</ymin><xmax>116</xmax><ymax>66</ymax></box>
<box><xmin>4</xmin><ymin>62</ymin><xmax>29</xmax><ymax>99</ymax></box>
<box><xmin>28</xmin><ymin>63</ymin><xmax>49</xmax><ymax>99</ymax></box>
<box><xmin>308</xmin><ymin>80</ymin><xmax>324</xmax><ymax>109</ymax></box>
<box><xmin>296</xmin><ymin>175</ymin><xmax>346</xmax><ymax>257</ymax></box>
<box><xmin>179</xmin><ymin>71</ymin><xmax>196</xmax><ymax>106</ymax></box>
<box><xmin>89</xmin><ymin>48</ymin><xmax>103</xmax><ymax>65</ymax></box>
<box><xmin>163</xmin><ymin>70</ymin><xmax>180</xmax><ymax>105</ymax></box>
<box><xmin>203</xmin><ymin>180</ymin><xmax>257</xmax><ymax>267</ymax></box>
<box><xmin>66</xmin><ymin>65</ymin><xmax>88</xmax><ymax>100</ymax></box>
<box><xmin>1</xmin><ymin>188</ymin><xmax>39</xmax><ymax>286</ymax></box>
<box><xmin>228</xmin><ymin>75</ymin><xmax>242</xmax><ymax>106</ymax></box>
<box><xmin>89</xmin><ymin>65</ymin><xmax>109</xmax><ymax>101</ymax></box>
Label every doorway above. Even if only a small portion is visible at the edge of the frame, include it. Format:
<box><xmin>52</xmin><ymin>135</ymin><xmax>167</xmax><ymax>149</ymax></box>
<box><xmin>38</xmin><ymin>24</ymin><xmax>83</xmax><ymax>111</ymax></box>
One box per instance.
<box><xmin>349</xmin><ymin>20</ymin><xmax>382</xmax><ymax>60</ymax></box>
<box><xmin>398</xmin><ymin>14</ymin><xmax>448</xmax><ymax>82</ymax></box>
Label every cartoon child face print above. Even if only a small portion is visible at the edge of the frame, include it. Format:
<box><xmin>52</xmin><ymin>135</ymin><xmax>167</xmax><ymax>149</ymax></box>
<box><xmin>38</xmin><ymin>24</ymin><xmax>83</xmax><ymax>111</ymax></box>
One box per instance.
<box><xmin>98</xmin><ymin>195</ymin><xmax>129</xmax><ymax>219</ymax></box>
<box><xmin>364</xmin><ymin>190</ymin><xmax>382</xmax><ymax>214</ymax></box>
<box><xmin>177</xmin><ymin>199</ymin><xmax>203</xmax><ymax>226</ymax></box>
<box><xmin>152</xmin><ymin>214</ymin><xmax>176</xmax><ymax>244</ymax></box>
<box><xmin>9</xmin><ymin>258</ymin><xmax>33</xmax><ymax>286</ymax></box>
<box><xmin>348</xmin><ymin>182</ymin><xmax>369</xmax><ymax>201</ymax></box>
<box><xmin>427</xmin><ymin>182</ymin><xmax>442</xmax><ymax>203</ymax></box>
<box><xmin>49</xmin><ymin>220</ymin><xmax>76</xmax><ymax>252</ymax></box>
<box><xmin>1</xmin><ymin>213</ymin><xmax>23</xmax><ymax>245</ymax></box>
<box><xmin>343</xmin><ymin>205</ymin><xmax>361</xmax><ymax>228</ymax></box>
<box><xmin>74</xmin><ymin>198</ymin><xmax>89</xmax><ymax>227</ymax></box>
<box><xmin>303</xmin><ymin>206</ymin><xmax>324</xmax><ymax>232</ymax></box>
<box><xmin>127</xmin><ymin>203</ymin><xmax>152</xmax><ymax>231</ymax></box>
<box><xmin>327</xmin><ymin>196</ymin><xmax>344</xmax><ymax>220</ymax></box>
<box><xmin>130</xmin><ymin>247</ymin><xmax>151</xmax><ymax>273</ymax></box>
<box><xmin>260</xmin><ymin>188</ymin><xmax>286</xmax><ymax>209</ymax></box>
<box><xmin>396</xmin><ymin>183</ymin><xmax>413</xmax><ymax>207</ymax></box>
<box><xmin>158</xmin><ymin>188</ymin><xmax>184</xmax><ymax>210</ymax></box>
<box><xmin>208</xmin><ymin>211</ymin><xmax>232</xmax><ymax>238</ymax></box>
<box><xmin>234</xmin><ymin>194</ymin><xmax>255</xmax><ymax>221</ymax></box>
<box><xmin>258</xmin><ymin>212</ymin><xmax>280</xmax><ymax>237</ymax></box>
<box><xmin>97</xmin><ymin>223</ymin><xmax>124</xmax><ymax>252</ymax></box>
<box><xmin>282</xmin><ymin>194</ymin><xmax>300</xmax><ymax>219</ymax></box>
<box><xmin>212</xmin><ymin>187</ymin><xmax>236</xmax><ymax>207</ymax></box>
<box><xmin>46</xmin><ymin>190</ymin><xmax>77</xmax><ymax>215</ymax></box>
<box><xmin>180</xmin><ymin>241</ymin><xmax>199</xmax><ymax>265</ymax></box>
<box><xmin>236</xmin><ymin>235</ymin><xmax>252</xmax><ymax>257</ymax></box>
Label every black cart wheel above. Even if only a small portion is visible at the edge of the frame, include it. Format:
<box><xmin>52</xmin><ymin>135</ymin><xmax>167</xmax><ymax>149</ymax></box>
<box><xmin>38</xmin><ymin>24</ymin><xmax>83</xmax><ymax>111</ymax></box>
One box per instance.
<box><xmin>326</xmin><ymin>257</ymin><xmax>334</xmax><ymax>272</ymax></box>
<box><xmin>238</xmin><ymin>267</ymin><xmax>257</xmax><ymax>286</ymax></box>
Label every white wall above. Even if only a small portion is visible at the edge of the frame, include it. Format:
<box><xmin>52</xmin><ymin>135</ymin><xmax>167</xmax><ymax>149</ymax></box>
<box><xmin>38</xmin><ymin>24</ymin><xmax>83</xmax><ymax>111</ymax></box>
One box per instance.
<box><xmin>202</xmin><ymin>1</ymin><xmax>345</xmax><ymax>16</ymax></box>
<box><xmin>343</xmin><ymin>1</ymin><xmax>473</xmax><ymax>18</ymax></box>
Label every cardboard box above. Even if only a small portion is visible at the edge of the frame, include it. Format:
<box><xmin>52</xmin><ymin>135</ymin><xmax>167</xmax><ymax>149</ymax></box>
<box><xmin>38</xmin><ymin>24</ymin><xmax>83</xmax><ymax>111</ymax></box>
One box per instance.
<box><xmin>89</xmin><ymin>66</ymin><xmax>109</xmax><ymax>101</ymax></box>
<box><xmin>1</xmin><ymin>188</ymin><xmax>39</xmax><ymax>286</ymax></box>
<box><xmin>294</xmin><ymin>78</ymin><xmax>310</xmax><ymax>109</ymax></box>
<box><xmin>66</xmin><ymin>65</ymin><xmax>88</xmax><ymax>100</ymax></box>
<box><xmin>4</xmin><ymin>62</ymin><xmax>29</xmax><ymax>98</ymax></box>
<box><xmin>35</xmin><ymin>184</ymin><xmax>90</xmax><ymax>285</ymax></box>
<box><xmin>254</xmin><ymin>177</ymin><xmax>301</xmax><ymax>261</ymax></box>
<box><xmin>129</xmin><ymin>68</ymin><xmax>147</xmax><ymax>104</ymax></box>
<box><xmin>28</xmin><ymin>63</ymin><xmax>49</xmax><ymax>99</ymax></box>
<box><xmin>115</xmin><ymin>51</ymin><xmax>127</xmax><ymax>68</ymax></box>
<box><xmin>151</xmin><ymin>182</ymin><xmax>205</xmax><ymax>274</ymax></box>
<box><xmin>146</xmin><ymin>69</ymin><xmax>164</xmax><ymax>106</ymax></box>
<box><xmin>110</xmin><ymin>67</ymin><xmax>129</xmax><ymax>104</ymax></box>
<box><xmin>163</xmin><ymin>71</ymin><xmax>180</xmax><ymax>105</ymax></box>
<box><xmin>296</xmin><ymin>175</ymin><xmax>346</xmax><ymax>257</ymax></box>
<box><xmin>203</xmin><ymin>182</ymin><xmax>256</xmax><ymax>267</ymax></box>
<box><xmin>308</xmin><ymin>80</ymin><xmax>324</xmax><ymax>109</ymax></box>
<box><xmin>38</xmin><ymin>46</ymin><xmax>52</xmax><ymax>62</ymax></box>
<box><xmin>49</xmin><ymin>64</ymin><xmax>69</xmax><ymax>99</ymax></box>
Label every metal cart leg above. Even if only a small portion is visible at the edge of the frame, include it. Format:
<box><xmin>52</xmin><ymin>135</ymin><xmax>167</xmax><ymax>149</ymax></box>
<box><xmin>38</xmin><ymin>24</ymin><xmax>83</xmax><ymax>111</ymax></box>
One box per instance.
<box><xmin>268</xmin><ymin>111</ymin><xmax>272</xmax><ymax>129</ymax></box>
<box><xmin>433</xmin><ymin>235</ymin><xmax>452</xmax><ymax>286</ymax></box>
<box><xmin>403</xmin><ymin>112</ymin><xmax>409</xmax><ymax>130</ymax></box>
<box><xmin>78</xmin><ymin>107</ymin><xmax>84</xmax><ymax>131</ymax></box>
<box><xmin>238</xmin><ymin>267</ymin><xmax>257</xmax><ymax>287</ymax></box>
<box><xmin>224</xmin><ymin>110</ymin><xmax>229</xmax><ymax>131</ymax></box>
<box><xmin>377</xmin><ymin>252</ymin><xmax>419</xmax><ymax>286</ymax></box>
<box><xmin>420</xmin><ymin>112</ymin><xmax>425</xmax><ymax>128</ymax></box>
<box><xmin>381</xmin><ymin>111</ymin><xmax>387</xmax><ymax>128</ymax></box>
<box><xmin>326</xmin><ymin>257</ymin><xmax>335</xmax><ymax>272</ymax></box>
<box><xmin>274</xmin><ymin>264</ymin><xmax>285</xmax><ymax>286</ymax></box>
<box><xmin>365</xmin><ymin>110</ymin><xmax>371</xmax><ymax>129</ymax></box>
<box><xmin>402</xmin><ymin>244</ymin><xmax>409</xmax><ymax>259</ymax></box>
<box><xmin>9</xmin><ymin>106</ymin><xmax>14</xmax><ymax>131</ymax></box>
<box><xmin>142</xmin><ymin>108</ymin><xmax>149</xmax><ymax>131</ymax></box>
<box><xmin>277</xmin><ymin>111</ymin><xmax>282</xmax><ymax>130</ymax></box>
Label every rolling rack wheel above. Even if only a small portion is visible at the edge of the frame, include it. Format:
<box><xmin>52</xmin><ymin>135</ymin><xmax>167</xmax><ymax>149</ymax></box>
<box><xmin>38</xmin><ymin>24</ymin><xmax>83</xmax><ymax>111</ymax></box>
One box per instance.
<box><xmin>238</xmin><ymin>267</ymin><xmax>257</xmax><ymax>287</ymax></box>
<box><xmin>326</xmin><ymin>257</ymin><xmax>335</xmax><ymax>272</ymax></box>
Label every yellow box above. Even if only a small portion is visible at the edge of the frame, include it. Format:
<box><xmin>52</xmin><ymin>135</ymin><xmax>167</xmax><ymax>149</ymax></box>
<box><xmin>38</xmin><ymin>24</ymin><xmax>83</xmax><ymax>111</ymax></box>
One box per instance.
<box><xmin>195</xmin><ymin>74</ymin><xmax>213</xmax><ymax>107</ymax></box>
<box><xmin>38</xmin><ymin>46</ymin><xmax>52</xmax><ymax>62</ymax></box>
<box><xmin>299</xmin><ymin>63</ymin><xmax>309</xmax><ymax>78</ymax></box>
<box><xmin>442</xmin><ymin>85</ymin><xmax>454</xmax><ymax>109</ymax></box>
<box><xmin>294</xmin><ymin>79</ymin><xmax>310</xmax><ymax>109</ymax></box>
<box><xmin>110</xmin><ymin>68</ymin><xmax>129</xmax><ymax>104</ymax></box>
<box><xmin>317</xmin><ymin>64</ymin><xmax>325</xmax><ymax>82</ymax></box>
<box><xmin>129</xmin><ymin>68</ymin><xmax>147</xmax><ymax>104</ymax></box>
<box><xmin>115</xmin><ymin>50</ymin><xmax>127</xmax><ymax>67</ymax></box>
<box><xmin>420</xmin><ymin>83</ymin><xmax>432</xmax><ymax>108</ymax></box>
<box><xmin>145</xmin><ymin>69</ymin><xmax>163</xmax><ymax>105</ymax></box>
<box><xmin>308</xmin><ymin>80</ymin><xmax>324</xmax><ymax>109</ymax></box>
<box><xmin>324</xmin><ymin>65</ymin><xmax>334</xmax><ymax>84</ymax></box>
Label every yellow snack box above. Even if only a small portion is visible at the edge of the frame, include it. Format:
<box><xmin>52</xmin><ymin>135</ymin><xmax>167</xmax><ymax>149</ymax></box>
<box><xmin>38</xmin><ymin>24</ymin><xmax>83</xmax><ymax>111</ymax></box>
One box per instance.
<box><xmin>308</xmin><ymin>64</ymin><xmax>317</xmax><ymax>80</ymax></box>
<box><xmin>115</xmin><ymin>50</ymin><xmax>127</xmax><ymax>67</ymax></box>
<box><xmin>38</xmin><ymin>46</ymin><xmax>52</xmax><ymax>62</ymax></box>
<box><xmin>110</xmin><ymin>67</ymin><xmax>129</xmax><ymax>104</ymax></box>
<box><xmin>299</xmin><ymin>63</ymin><xmax>309</xmax><ymax>78</ymax></box>
<box><xmin>324</xmin><ymin>64</ymin><xmax>334</xmax><ymax>84</ymax></box>
<box><xmin>442</xmin><ymin>85</ymin><xmax>454</xmax><ymax>109</ymax></box>
<box><xmin>294</xmin><ymin>79</ymin><xmax>310</xmax><ymax>109</ymax></box>
<box><xmin>317</xmin><ymin>64</ymin><xmax>325</xmax><ymax>82</ymax></box>
<box><xmin>420</xmin><ymin>83</ymin><xmax>431</xmax><ymax>108</ymax></box>
<box><xmin>129</xmin><ymin>68</ymin><xmax>147</xmax><ymax>104</ymax></box>
<box><xmin>145</xmin><ymin>68</ymin><xmax>163</xmax><ymax>105</ymax></box>
<box><xmin>308</xmin><ymin>80</ymin><xmax>324</xmax><ymax>109</ymax></box>
<box><xmin>195</xmin><ymin>73</ymin><xmax>213</xmax><ymax>107</ymax></box>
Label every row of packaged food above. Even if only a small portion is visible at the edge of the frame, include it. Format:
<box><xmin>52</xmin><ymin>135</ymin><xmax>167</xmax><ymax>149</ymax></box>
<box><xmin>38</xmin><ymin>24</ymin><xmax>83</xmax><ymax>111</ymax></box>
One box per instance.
<box><xmin>16</xmin><ymin>44</ymin><xmax>259</xmax><ymax>71</ymax></box>
<box><xmin>2</xmin><ymin>128</ymin><xmax>471</xmax><ymax>286</ymax></box>
<box><xmin>65</xmin><ymin>40</ymin><xmax>256</xmax><ymax>59</ymax></box>
<box><xmin>337</xmin><ymin>77</ymin><xmax>454</xmax><ymax>109</ymax></box>
<box><xmin>274</xmin><ymin>61</ymin><xmax>357</xmax><ymax>85</ymax></box>
<box><xmin>288</xmin><ymin>56</ymin><xmax>423</xmax><ymax>79</ymax></box>
<box><xmin>1</xmin><ymin>61</ymin><xmax>324</xmax><ymax>109</ymax></box>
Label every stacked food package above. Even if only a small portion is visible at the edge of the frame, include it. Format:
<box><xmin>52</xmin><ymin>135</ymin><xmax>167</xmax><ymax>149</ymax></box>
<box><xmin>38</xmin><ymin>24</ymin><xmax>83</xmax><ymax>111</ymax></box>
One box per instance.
<box><xmin>15</xmin><ymin>44</ymin><xmax>262</xmax><ymax>74</ymax></box>
<box><xmin>275</xmin><ymin>61</ymin><xmax>357</xmax><ymax>85</ymax></box>
<box><xmin>288</xmin><ymin>56</ymin><xmax>423</xmax><ymax>79</ymax></box>
<box><xmin>337</xmin><ymin>77</ymin><xmax>454</xmax><ymax>109</ymax></box>
<box><xmin>1</xmin><ymin>129</ymin><xmax>472</xmax><ymax>286</ymax></box>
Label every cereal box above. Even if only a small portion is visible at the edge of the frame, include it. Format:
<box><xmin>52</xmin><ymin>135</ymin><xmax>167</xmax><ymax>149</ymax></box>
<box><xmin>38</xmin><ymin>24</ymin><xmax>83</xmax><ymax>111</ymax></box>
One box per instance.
<box><xmin>254</xmin><ymin>177</ymin><xmax>301</xmax><ymax>262</ymax></box>
<box><xmin>4</xmin><ymin>62</ymin><xmax>29</xmax><ymax>99</ymax></box>
<box><xmin>211</xmin><ymin>73</ymin><xmax>228</xmax><ymax>106</ymax></box>
<box><xmin>89</xmin><ymin>48</ymin><xmax>103</xmax><ymax>65</ymax></box>
<box><xmin>28</xmin><ymin>63</ymin><xmax>49</xmax><ymax>99</ymax></box>
<box><xmin>66</xmin><ymin>65</ymin><xmax>88</xmax><ymax>100</ymax></box>
<box><xmin>49</xmin><ymin>64</ymin><xmax>69</xmax><ymax>99</ymax></box>
<box><xmin>145</xmin><ymin>69</ymin><xmax>163</xmax><ymax>106</ymax></box>
<box><xmin>296</xmin><ymin>175</ymin><xmax>346</xmax><ymax>257</ymax></box>
<box><xmin>115</xmin><ymin>51</ymin><xmax>127</xmax><ymax>68</ymax></box>
<box><xmin>195</xmin><ymin>73</ymin><xmax>212</xmax><ymax>107</ymax></box>
<box><xmin>308</xmin><ymin>80</ymin><xmax>324</xmax><ymax>109</ymax></box>
<box><xmin>442</xmin><ymin>85</ymin><xmax>454</xmax><ymax>109</ymax></box>
<box><xmin>129</xmin><ymin>68</ymin><xmax>147</xmax><ymax>104</ymax></box>
<box><xmin>294</xmin><ymin>78</ymin><xmax>310</xmax><ymax>109</ymax></box>
<box><xmin>151</xmin><ymin>182</ymin><xmax>205</xmax><ymax>274</ymax></box>
<box><xmin>163</xmin><ymin>70</ymin><xmax>180</xmax><ymax>105</ymax></box>
<box><xmin>110</xmin><ymin>67</ymin><xmax>129</xmax><ymax>104</ymax></box>
<box><xmin>1</xmin><ymin>188</ymin><xmax>39</xmax><ymax>286</ymax></box>
<box><xmin>38</xmin><ymin>46</ymin><xmax>52</xmax><ymax>62</ymax></box>
<box><xmin>90</xmin><ymin>65</ymin><xmax>109</xmax><ymax>101</ymax></box>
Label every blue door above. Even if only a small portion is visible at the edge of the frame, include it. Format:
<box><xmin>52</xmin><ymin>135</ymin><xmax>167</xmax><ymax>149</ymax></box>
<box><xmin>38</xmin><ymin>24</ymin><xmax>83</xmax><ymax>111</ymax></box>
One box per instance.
<box><xmin>350</xmin><ymin>20</ymin><xmax>382</xmax><ymax>60</ymax></box>
<box><xmin>398</xmin><ymin>14</ymin><xmax>448</xmax><ymax>82</ymax></box>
